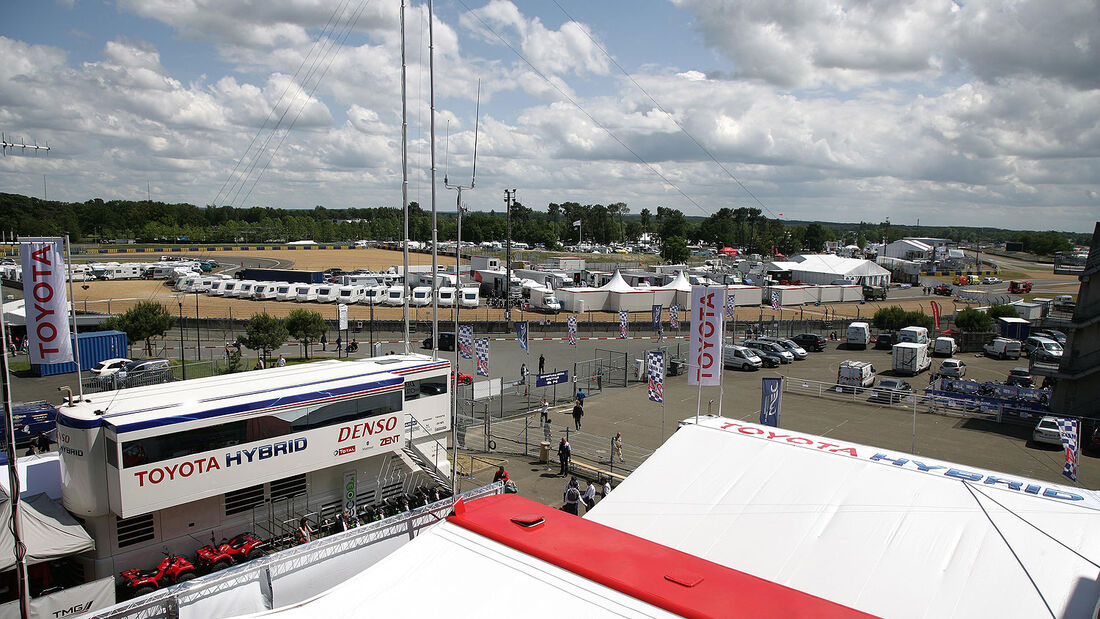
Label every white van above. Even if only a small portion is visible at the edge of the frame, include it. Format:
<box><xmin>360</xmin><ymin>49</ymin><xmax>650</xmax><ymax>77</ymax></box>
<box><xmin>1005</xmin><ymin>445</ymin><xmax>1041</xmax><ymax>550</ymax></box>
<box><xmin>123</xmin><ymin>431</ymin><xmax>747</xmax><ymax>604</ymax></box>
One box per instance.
<box><xmin>897</xmin><ymin>326</ymin><xmax>930</xmax><ymax>346</ymax></box>
<box><xmin>984</xmin><ymin>337</ymin><xmax>1022</xmax><ymax>360</ymax></box>
<box><xmin>846</xmin><ymin>322</ymin><xmax>871</xmax><ymax>349</ymax></box>
<box><xmin>932</xmin><ymin>336</ymin><xmax>958</xmax><ymax>357</ymax></box>
<box><xmin>295</xmin><ymin>284</ymin><xmax>319</xmax><ymax>302</ymax></box>
<box><xmin>837</xmin><ymin>360</ymin><xmax>876</xmax><ymax>392</ymax></box>
<box><xmin>723</xmin><ymin>345</ymin><xmax>762</xmax><ymax>371</ymax></box>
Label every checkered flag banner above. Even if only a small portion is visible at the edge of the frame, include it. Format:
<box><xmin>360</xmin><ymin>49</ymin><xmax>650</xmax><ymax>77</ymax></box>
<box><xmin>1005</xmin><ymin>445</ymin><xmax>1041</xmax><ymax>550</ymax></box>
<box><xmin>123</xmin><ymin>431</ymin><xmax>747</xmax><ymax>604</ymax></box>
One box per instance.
<box><xmin>771</xmin><ymin>290</ymin><xmax>780</xmax><ymax>311</ymax></box>
<box><xmin>458</xmin><ymin>325</ymin><xmax>473</xmax><ymax>359</ymax></box>
<box><xmin>1057</xmin><ymin>417</ymin><xmax>1080</xmax><ymax>482</ymax></box>
<box><xmin>669</xmin><ymin>305</ymin><xmax>679</xmax><ymax>330</ymax></box>
<box><xmin>516</xmin><ymin>321</ymin><xmax>529</xmax><ymax>351</ymax></box>
<box><xmin>619</xmin><ymin>310</ymin><xmax>629</xmax><ymax>339</ymax></box>
<box><xmin>475</xmin><ymin>338</ymin><xmax>490</xmax><ymax>377</ymax></box>
<box><xmin>647</xmin><ymin>350</ymin><xmax>665</xmax><ymax>403</ymax></box>
<box><xmin>567</xmin><ymin>315</ymin><xmax>577</xmax><ymax>345</ymax></box>
<box><xmin>725</xmin><ymin>291</ymin><xmax>736</xmax><ymax>319</ymax></box>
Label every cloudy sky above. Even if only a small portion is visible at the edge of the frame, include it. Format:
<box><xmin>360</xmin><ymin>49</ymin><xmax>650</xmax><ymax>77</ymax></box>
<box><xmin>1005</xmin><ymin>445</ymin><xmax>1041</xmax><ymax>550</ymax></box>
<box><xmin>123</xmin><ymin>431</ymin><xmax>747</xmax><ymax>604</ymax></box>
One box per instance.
<box><xmin>2</xmin><ymin>0</ymin><xmax>1098</xmax><ymax>232</ymax></box>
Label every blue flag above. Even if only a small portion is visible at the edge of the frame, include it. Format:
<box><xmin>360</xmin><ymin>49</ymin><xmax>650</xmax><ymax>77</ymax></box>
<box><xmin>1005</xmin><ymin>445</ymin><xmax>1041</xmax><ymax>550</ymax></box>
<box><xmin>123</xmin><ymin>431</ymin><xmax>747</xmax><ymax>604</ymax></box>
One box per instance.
<box><xmin>516</xmin><ymin>321</ymin><xmax>529</xmax><ymax>351</ymax></box>
<box><xmin>652</xmin><ymin>304</ymin><xmax>662</xmax><ymax>332</ymax></box>
<box><xmin>760</xmin><ymin>377</ymin><xmax>783</xmax><ymax>427</ymax></box>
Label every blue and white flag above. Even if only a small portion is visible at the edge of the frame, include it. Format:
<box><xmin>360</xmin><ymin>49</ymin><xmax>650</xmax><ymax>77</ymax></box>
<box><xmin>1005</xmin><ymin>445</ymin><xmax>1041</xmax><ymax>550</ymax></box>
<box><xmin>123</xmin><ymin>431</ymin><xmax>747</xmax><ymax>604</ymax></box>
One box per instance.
<box><xmin>669</xmin><ymin>305</ymin><xmax>679</xmax><ymax>330</ymax></box>
<box><xmin>475</xmin><ymin>338</ymin><xmax>490</xmax><ymax>377</ymax></box>
<box><xmin>770</xmin><ymin>290</ymin><xmax>781</xmax><ymax>311</ymax></box>
<box><xmin>1057</xmin><ymin>417</ymin><xmax>1080</xmax><ymax>482</ymax></box>
<box><xmin>458</xmin><ymin>325</ymin><xmax>473</xmax><ymax>359</ymax></box>
<box><xmin>516</xmin><ymin>321</ymin><xmax>529</xmax><ymax>351</ymax></box>
<box><xmin>647</xmin><ymin>350</ymin><xmax>665</xmax><ymax>403</ymax></box>
<box><xmin>618</xmin><ymin>310</ymin><xmax>629</xmax><ymax>339</ymax></box>
<box><xmin>567</xmin><ymin>315</ymin><xmax>577</xmax><ymax>345</ymax></box>
<box><xmin>651</xmin><ymin>304</ymin><xmax>662</xmax><ymax>332</ymax></box>
<box><xmin>725</xmin><ymin>291</ymin><xmax>736</xmax><ymax>319</ymax></box>
<box><xmin>760</xmin><ymin>376</ymin><xmax>783</xmax><ymax>427</ymax></box>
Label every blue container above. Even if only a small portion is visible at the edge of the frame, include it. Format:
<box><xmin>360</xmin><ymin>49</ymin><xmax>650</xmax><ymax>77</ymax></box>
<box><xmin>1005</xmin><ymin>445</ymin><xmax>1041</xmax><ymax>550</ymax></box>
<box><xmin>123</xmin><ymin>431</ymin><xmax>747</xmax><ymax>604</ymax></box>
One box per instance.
<box><xmin>7</xmin><ymin>401</ymin><xmax>59</xmax><ymax>446</ymax></box>
<box><xmin>32</xmin><ymin>330</ymin><xmax>129</xmax><ymax>377</ymax></box>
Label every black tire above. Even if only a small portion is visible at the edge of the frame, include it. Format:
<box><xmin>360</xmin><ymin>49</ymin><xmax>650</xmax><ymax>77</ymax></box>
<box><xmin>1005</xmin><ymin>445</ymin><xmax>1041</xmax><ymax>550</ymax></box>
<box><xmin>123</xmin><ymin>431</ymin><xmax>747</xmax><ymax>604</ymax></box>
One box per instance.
<box><xmin>176</xmin><ymin>571</ymin><xmax>197</xmax><ymax>583</ymax></box>
<box><xmin>132</xmin><ymin>585</ymin><xmax>157</xmax><ymax>599</ymax></box>
<box><xmin>212</xmin><ymin>560</ymin><xmax>231</xmax><ymax>572</ymax></box>
<box><xmin>245</xmin><ymin>548</ymin><xmax>266</xmax><ymax>562</ymax></box>
<box><xmin>488</xmin><ymin>439</ymin><xmax>497</xmax><ymax>450</ymax></box>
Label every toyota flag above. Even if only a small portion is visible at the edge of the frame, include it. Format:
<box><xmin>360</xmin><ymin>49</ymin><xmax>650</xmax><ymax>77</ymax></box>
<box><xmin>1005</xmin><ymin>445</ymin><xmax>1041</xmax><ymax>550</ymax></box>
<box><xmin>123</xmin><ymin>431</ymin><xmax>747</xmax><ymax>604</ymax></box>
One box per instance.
<box><xmin>20</xmin><ymin>238</ymin><xmax>73</xmax><ymax>364</ymax></box>
<box><xmin>760</xmin><ymin>377</ymin><xmax>783</xmax><ymax>427</ymax></box>
<box><xmin>688</xmin><ymin>286</ymin><xmax>723</xmax><ymax>386</ymax></box>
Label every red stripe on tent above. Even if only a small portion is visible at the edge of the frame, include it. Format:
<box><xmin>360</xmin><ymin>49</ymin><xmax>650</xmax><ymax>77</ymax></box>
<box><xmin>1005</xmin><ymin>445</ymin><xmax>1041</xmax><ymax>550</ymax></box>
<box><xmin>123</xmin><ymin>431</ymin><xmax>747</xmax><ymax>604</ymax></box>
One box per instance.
<box><xmin>449</xmin><ymin>494</ymin><xmax>874</xmax><ymax>619</ymax></box>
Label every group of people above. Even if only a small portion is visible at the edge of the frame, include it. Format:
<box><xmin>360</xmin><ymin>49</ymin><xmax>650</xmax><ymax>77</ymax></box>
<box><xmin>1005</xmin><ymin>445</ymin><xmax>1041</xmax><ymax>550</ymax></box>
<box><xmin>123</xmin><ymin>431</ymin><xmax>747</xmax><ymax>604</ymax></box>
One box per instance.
<box><xmin>561</xmin><ymin>476</ymin><xmax>611</xmax><ymax>515</ymax></box>
<box><xmin>320</xmin><ymin>334</ymin><xmax>358</xmax><ymax>353</ymax></box>
<box><xmin>519</xmin><ymin>354</ymin><xmax>548</xmax><ymax>396</ymax></box>
<box><xmin>23</xmin><ymin>432</ymin><xmax>52</xmax><ymax>456</ymax></box>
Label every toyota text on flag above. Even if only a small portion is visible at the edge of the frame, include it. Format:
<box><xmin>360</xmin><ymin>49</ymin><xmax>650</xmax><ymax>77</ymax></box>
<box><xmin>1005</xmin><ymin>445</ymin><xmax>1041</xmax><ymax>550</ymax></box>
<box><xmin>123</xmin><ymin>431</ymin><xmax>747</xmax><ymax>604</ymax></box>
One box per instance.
<box><xmin>20</xmin><ymin>238</ymin><xmax>73</xmax><ymax>364</ymax></box>
<box><xmin>688</xmin><ymin>286</ymin><xmax>722</xmax><ymax>386</ymax></box>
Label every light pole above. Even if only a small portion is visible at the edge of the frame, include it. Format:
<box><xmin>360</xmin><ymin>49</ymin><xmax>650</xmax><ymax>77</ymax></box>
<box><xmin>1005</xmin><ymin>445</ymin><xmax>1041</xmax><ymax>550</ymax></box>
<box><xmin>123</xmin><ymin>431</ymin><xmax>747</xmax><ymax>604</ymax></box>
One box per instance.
<box><xmin>195</xmin><ymin>292</ymin><xmax>201</xmax><ymax>361</ymax></box>
<box><xmin>178</xmin><ymin>300</ymin><xmax>186</xmax><ymax>380</ymax></box>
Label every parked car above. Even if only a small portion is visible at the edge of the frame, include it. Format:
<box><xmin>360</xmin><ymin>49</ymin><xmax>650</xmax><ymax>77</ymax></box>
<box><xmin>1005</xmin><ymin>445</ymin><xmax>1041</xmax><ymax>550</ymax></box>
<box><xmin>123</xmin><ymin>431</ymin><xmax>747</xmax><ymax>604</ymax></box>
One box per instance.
<box><xmin>791</xmin><ymin>333</ymin><xmax>827</xmax><ymax>352</ymax></box>
<box><xmin>723</xmin><ymin>345</ymin><xmax>763</xmax><ymax>371</ymax></box>
<box><xmin>874</xmin><ymin>333</ymin><xmax>896</xmax><ymax>350</ymax></box>
<box><xmin>90</xmin><ymin>357</ymin><xmax>132</xmax><ymax>376</ymax></box>
<box><xmin>982</xmin><ymin>276</ymin><xmax>1000</xmax><ymax>285</ymax></box>
<box><xmin>869</xmin><ymin>378</ymin><xmax>913</xmax><ymax>403</ymax></box>
<box><xmin>744</xmin><ymin>345</ymin><xmax>782</xmax><ymax>368</ymax></box>
<box><xmin>743</xmin><ymin>340</ymin><xmax>794</xmax><ymax>364</ymax></box>
<box><xmin>938</xmin><ymin>359</ymin><xmax>966</xmax><ymax>378</ymax></box>
<box><xmin>1006</xmin><ymin>367</ymin><xmax>1034</xmax><ymax>388</ymax></box>
<box><xmin>1023</xmin><ymin>336</ymin><xmax>1063</xmax><ymax>363</ymax></box>
<box><xmin>452</xmin><ymin>371</ymin><xmax>473</xmax><ymax>385</ymax></box>
<box><xmin>1030</xmin><ymin>416</ymin><xmax>1062</xmax><ymax>447</ymax></box>
<box><xmin>760</xmin><ymin>337</ymin><xmax>808</xmax><ymax>360</ymax></box>
<box><xmin>117</xmin><ymin>358</ymin><xmax>172</xmax><ymax>385</ymax></box>
<box><xmin>1053</xmin><ymin>295</ymin><xmax>1076</xmax><ymax>311</ymax></box>
<box><xmin>983</xmin><ymin>338</ymin><xmax>1021</xmax><ymax>360</ymax></box>
<box><xmin>421</xmin><ymin>332</ymin><xmax>456</xmax><ymax>352</ymax></box>
<box><xmin>1031</xmin><ymin>329</ymin><xmax>1067</xmax><ymax>346</ymax></box>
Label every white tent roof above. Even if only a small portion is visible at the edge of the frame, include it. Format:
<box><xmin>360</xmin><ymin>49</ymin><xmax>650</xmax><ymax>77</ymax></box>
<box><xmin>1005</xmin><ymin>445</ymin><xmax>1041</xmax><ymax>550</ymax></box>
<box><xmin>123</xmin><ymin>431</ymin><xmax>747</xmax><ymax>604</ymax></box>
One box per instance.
<box><xmin>586</xmin><ymin>417</ymin><xmax>1100</xmax><ymax>618</ymax></box>
<box><xmin>659</xmin><ymin>271</ymin><xmax>692</xmax><ymax>292</ymax></box>
<box><xmin>769</xmin><ymin>254</ymin><xmax>889</xmax><ymax>278</ymax></box>
<box><xmin>598</xmin><ymin>270</ymin><xmax>634</xmax><ymax>293</ymax></box>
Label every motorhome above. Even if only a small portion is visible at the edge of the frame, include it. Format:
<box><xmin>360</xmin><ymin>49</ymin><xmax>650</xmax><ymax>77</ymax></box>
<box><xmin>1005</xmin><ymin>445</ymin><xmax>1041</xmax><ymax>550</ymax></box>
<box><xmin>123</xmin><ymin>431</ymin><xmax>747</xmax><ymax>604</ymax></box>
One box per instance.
<box><xmin>94</xmin><ymin>263</ymin><xmax>145</xmax><ymax>281</ymax></box>
<box><xmin>524</xmin><ymin>286</ymin><xmax>561</xmax><ymax>313</ymax></box>
<box><xmin>892</xmin><ymin>342</ymin><xmax>931</xmax><ymax>376</ymax></box>
<box><xmin>436</xmin><ymin>287</ymin><xmax>456</xmax><ymax>307</ymax></box>
<box><xmin>55</xmin><ymin>355</ymin><xmax>454</xmax><ymax>583</ymax></box>
<box><xmin>337</xmin><ymin>285</ymin><xmax>366</xmax><ymax>304</ymax></box>
<box><xmin>252</xmin><ymin>283</ymin><xmax>279</xmax><ymax>300</ymax></box>
<box><xmin>315</xmin><ymin>285</ymin><xmax>340</xmax><ymax>303</ymax></box>
<box><xmin>410</xmin><ymin>286</ymin><xmax>432</xmax><ymax>307</ymax></box>
<box><xmin>384</xmin><ymin>286</ymin><xmax>407</xmax><ymax>306</ymax></box>
<box><xmin>274</xmin><ymin>283</ymin><xmax>297</xmax><ymax>301</ymax></box>
<box><xmin>295</xmin><ymin>284</ymin><xmax>320</xmax><ymax>302</ymax></box>
<box><xmin>846</xmin><ymin>322</ymin><xmax>872</xmax><ymax>349</ymax></box>
<box><xmin>897</xmin><ymin>326</ymin><xmax>930</xmax><ymax>346</ymax></box>
<box><xmin>459</xmin><ymin>287</ymin><xmax>480</xmax><ymax>309</ymax></box>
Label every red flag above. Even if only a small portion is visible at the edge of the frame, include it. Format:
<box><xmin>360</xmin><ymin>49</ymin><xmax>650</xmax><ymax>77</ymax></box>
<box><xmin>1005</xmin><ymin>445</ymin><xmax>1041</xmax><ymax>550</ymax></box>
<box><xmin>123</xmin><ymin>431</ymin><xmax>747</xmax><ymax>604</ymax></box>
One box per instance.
<box><xmin>930</xmin><ymin>300</ymin><xmax>941</xmax><ymax>330</ymax></box>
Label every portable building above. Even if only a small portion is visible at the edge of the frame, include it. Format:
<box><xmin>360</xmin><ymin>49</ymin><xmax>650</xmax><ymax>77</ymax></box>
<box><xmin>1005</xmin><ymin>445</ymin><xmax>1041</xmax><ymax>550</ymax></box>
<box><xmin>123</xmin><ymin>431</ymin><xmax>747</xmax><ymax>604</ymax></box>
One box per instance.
<box><xmin>996</xmin><ymin>316</ymin><xmax>1031</xmax><ymax>341</ymax></box>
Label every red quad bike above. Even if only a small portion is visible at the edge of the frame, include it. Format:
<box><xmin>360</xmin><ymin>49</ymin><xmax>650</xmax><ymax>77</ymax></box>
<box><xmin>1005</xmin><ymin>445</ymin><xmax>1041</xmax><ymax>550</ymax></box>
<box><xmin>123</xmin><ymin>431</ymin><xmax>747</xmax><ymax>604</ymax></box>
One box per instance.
<box><xmin>194</xmin><ymin>532</ymin><xmax>267</xmax><ymax>572</ymax></box>
<box><xmin>119</xmin><ymin>550</ymin><xmax>197</xmax><ymax>599</ymax></box>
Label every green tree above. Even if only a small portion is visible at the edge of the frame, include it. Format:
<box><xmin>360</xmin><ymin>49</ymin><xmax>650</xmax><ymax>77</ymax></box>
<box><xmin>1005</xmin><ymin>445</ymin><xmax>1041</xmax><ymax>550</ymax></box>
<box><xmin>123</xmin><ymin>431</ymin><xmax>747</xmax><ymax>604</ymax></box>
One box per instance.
<box><xmin>237</xmin><ymin>312</ymin><xmax>289</xmax><ymax>363</ymax></box>
<box><xmin>802</xmin><ymin>223</ymin><xmax>828</xmax><ymax>253</ymax></box>
<box><xmin>284</xmin><ymin>308</ymin><xmax>326</xmax><ymax>359</ymax></box>
<box><xmin>639</xmin><ymin>208</ymin><xmax>651</xmax><ymax>232</ymax></box>
<box><xmin>955</xmin><ymin>308</ymin><xmax>993</xmax><ymax>332</ymax></box>
<box><xmin>902</xmin><ymin>310</ymin><xmax>933</xmax><ymax>330</ymax></box>
<box><xmin>872</xmin><ymin>306</ymin><xmax>908</xmax><ymax>332</ymax></box>
<box><xmin>661</xmin><ymin>235</ymin><xmax>690</xmax><ymax>263</ymax></box>
<box><xmin>988</xmin><ymin>304</ymin><xmax>1019</xmax><ymax>319</ymax></box>
<box><xmin>101</xmin><ymin>301</ymin><xmax>176</xmax><ymax>356</ymax></box>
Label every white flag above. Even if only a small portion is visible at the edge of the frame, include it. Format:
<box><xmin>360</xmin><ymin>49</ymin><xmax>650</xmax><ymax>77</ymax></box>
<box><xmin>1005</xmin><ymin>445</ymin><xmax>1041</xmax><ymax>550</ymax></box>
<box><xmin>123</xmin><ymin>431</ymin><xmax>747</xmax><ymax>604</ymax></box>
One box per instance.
<box><xmin>20</xmin><ymin>238</ymin><xmax>73</xmax><ymax>364</ymax></box>
<box><xmin>573</xmin><ymin>220</ymin><xmax>581</xmax><ymax>227</ymax></box>
<box><xmin>688</xmin><ymin>286</ymin><xmax>723</xmax><ymax>386</ymax></box>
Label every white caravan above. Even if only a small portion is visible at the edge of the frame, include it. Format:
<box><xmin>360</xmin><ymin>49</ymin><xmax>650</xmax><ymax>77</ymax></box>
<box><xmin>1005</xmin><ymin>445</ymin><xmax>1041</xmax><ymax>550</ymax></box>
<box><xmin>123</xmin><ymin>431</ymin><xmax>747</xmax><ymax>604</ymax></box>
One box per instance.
<box><xmin>362</xmin><ymin>286</ymin><xmax>387</xmax><ymax>305</ymax></box>
<box><xmin>436</xmin><ymin>287</ymin><xmax>456</xmax><ymax>307</ymax></box>
<box><xmin>207</xmin><ymin>280</ymin><xmax>227</xmax><ymax>296</ymax></box>
<box><xmin>315</xmin><ymin>285</ymin><xmax>340</xmax><ymax>303</ymax></box>
<box><xmin>410</xmin><ymin>286</ymin><xmax>432</xmax><ymax>307</ymax></box>
<box><xmin>219</xmin><ymin>280</ymin><xmax>239</xmax><ymax>297</ymax></box>
<box><xmin>337</xmin><ymin>285</ymin><xmax>366</xmax><ymax>304</ymax></box>
<box><xmin>274</xmin><ymin>283</ymin><xmax>297</xmax><ymax>301</ymax></box>
<box><xmin>384</xmin><ymin>286</ymin><xmax>407</xmax><ymax>306</ymax></box>
<box><xmin>459</xmin><ymin>287</ymin><xmax>480</xmax><ymax>309</ymax></box>
<box><xmin>252</xmin><ymin>283</ymin><xmax>279</xmax><ymax>300</ymax></box>
<box><xmin>174</xmin><ymin>276</ymin><xmax>198</xmax><ymax>292</ymax></box>
<box><xmin>295</xmin><ymin>284</ymin><xmax>320</xmax><ymax>302</ymax></box>
<box><xmin>231</xmin><ymin>280</ymin><xmax>257</xmax><ymax>299</ymax></box>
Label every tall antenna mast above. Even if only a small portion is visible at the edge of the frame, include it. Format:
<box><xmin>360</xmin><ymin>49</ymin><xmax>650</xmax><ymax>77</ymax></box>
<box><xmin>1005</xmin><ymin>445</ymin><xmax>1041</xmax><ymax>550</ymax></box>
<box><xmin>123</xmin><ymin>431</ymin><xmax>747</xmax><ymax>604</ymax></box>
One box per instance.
<box><xmin>445</xmin><ymin>80</ymin><xmax>480</xmax><ymax>501</ymax></box>
<box><xmin>428</xmin><ymin>0</ymin><xmax>439</xmax><ymax>361</ymax></box>
<box><xmin>400</xmin><ymin>0</ymin><xmax>411</xmax><ymax>354</ymax></box>
<box><xmin>1</xmin><ymin>133</ymin><xmax>51</xmax><ymax>157</ymax></box>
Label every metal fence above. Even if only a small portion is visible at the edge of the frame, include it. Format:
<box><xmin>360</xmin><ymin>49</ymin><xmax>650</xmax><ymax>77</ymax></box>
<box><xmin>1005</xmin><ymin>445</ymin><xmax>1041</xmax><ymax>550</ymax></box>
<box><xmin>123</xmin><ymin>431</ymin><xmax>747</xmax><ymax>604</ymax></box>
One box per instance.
<box><xmin>82</xmin><ymin>359</ymin><xmax>233</xmax><ymax>394</ymax></box>
<box><xmin>84</xmin><ymin>483</ymin><xmax>504</xmax><ymax>619</ymax></box>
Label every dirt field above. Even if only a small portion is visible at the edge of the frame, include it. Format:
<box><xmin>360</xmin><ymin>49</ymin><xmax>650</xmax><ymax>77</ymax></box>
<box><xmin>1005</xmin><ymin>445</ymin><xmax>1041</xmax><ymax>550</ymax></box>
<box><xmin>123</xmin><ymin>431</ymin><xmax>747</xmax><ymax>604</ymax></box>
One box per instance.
<box><xmin>73</xmin><ymin>247</ymin><xmax>978</xmax><ymax>322</ymax></box>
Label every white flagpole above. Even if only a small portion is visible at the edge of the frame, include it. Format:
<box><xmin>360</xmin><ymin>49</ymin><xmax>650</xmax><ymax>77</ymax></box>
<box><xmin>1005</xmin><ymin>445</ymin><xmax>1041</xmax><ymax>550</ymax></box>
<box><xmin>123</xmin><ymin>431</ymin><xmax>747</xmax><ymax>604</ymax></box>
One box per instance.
<box><xmin>65</xmin><ymin>234</ymin><xmax>84</xmax><ymax>401</ymax></box>
<box><xmin>694</xmin><ymin>285</ymin><xmax>706</xmax><ymax>425</ymax></box>
<box><xmin>717</xmin><ymin>288</ymin><xmax>726</xmax><ymax>418</ymax></box>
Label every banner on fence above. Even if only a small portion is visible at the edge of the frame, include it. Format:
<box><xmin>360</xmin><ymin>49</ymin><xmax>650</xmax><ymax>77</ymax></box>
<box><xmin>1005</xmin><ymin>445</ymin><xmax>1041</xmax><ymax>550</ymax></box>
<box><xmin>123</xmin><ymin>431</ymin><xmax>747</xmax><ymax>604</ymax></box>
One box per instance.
<box><xmin>567</xmin><ymin>315</ymin><xmax>577</xmax><ymax>345</ymax></box>
<box><xmin>458</xmin><ymin>325</ymin><xmax>473</xmax><ymax>359</ymax></box>
<box><xmin>20</xmin><ymin>237</ymin><xmax>73</xmax><ymax>365</ymax></box>
<box><xmin>516</xmin><ymin>321</ymin><xmax>529</xmax><ymax>351</ymax></box>
<box><xmin>688</xmin><ymin>286</ymin><xmax>722</xmax><ymax>386</ymax></box>
<box><xmin>475</xmin><ymin>338</ymin><xmax>490</xmax><ymax>376</ymax></box>
<box><xmin>652</xmin><ymin>304</ymin><xmax>662</xmax><ymax>332</ymax></box>
<box><xmin>930</xmin><ymin>300</ymin><xmax>941</xmax><ymax>331</ymax></box>
<box><xmin>1058</xmin><ymin>418</ymin><xmax>1079</xmax><ymax>482</ymax></box>
<box><xmin>725</xmin><ymin>292</ymin><xmax>736</xmax><ymax>319</ymax></box>
<box><xmin>536</xmin><ymin>370</ymin><xmax>569</xmax><ymax>388</ymax></box>
<box><xmin>669</xmin><ymin>305</ymin><xmax>679</xmax><ymax>330</ymax></box>
<box><xmin>619</xmin><ymin>310</ymin><xmax>629</xmax><ymax>339</ymax></box>
<box><xmin>760</xmin><ymin>376</ymin><xmax>783</xmax><ymax>427</ymax></box>
<box><xmin>647</xmin><ymin>350</ymin><xmax>665</xmax><ymax>403</ymax></box>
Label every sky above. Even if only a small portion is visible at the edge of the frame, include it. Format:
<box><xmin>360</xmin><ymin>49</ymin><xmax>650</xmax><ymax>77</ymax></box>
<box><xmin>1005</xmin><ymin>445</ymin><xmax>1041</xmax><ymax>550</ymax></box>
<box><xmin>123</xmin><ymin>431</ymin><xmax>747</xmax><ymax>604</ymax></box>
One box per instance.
<box><xmin>1</xmin><ymin>0</ymin><xmax>1098</xmax><ymax>233</ymax></box>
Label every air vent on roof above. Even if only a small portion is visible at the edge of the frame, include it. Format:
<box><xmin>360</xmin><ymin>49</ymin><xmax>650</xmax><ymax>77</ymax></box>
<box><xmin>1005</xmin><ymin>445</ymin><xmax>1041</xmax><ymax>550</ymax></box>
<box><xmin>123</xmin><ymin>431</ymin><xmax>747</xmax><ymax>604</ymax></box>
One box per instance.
<box><xmin>374</xmin><ymin>358</ymin><xmax>402</xmax><ymax>365</ymax></box>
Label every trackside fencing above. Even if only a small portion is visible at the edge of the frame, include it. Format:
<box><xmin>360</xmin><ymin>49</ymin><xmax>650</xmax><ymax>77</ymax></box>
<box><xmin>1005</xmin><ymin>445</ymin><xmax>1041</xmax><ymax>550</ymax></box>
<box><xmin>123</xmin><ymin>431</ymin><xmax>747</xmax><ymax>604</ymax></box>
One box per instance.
<box><xmin>83</xmin><ymin>483</ymin><xmax>504</xmax><ymax>619</ymax></box>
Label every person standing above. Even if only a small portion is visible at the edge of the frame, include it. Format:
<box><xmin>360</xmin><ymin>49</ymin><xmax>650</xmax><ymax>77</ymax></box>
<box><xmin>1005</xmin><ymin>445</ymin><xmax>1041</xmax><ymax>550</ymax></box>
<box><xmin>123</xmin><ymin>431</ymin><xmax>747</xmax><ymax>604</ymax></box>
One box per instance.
<box><xmin>612</xmin><ymin>432</ymin><xmax>624</xmax><ymax>463</ymax></box>
<box><xmin>538</xmin><ymin>353</ymin><xmax>545</xmax><ymax>375</ymax></box>
<box><xmin>321</xmin><ymin>333</ymin><xmax>328</xmax><ymax>352</ymax></box>
<box><xmin>563</xmin><ymin>480</ymin><xmax>580</xmax><ymax>515</ymax></box>
<box><xmin>557</xmin><ymin>437</ymin><xmax>571</xmax><ymax>476</ymax></box>
<box><xmin>572</xmin><ymin>400</ymin><xmax>584</xmax><ymax>430</ymax></box>
<box><xmin>520</xmin><ymin>363</ymin><xmax>528</xmax><ymax>384</ymax></box>
<box><xmin>277</xmin><ymin>354</ymin><xmax>286</xmax><ymax>367</ymax></box>
<box><xmin>34</xmin><ymin>432</ymin><xmax>50</xmax><ymax>454</ymax></box>
<box><xmin>539</xmin><ymin>398</ymin><xmax>550</xmax><ymax>425</ymax></box>
<box><xmin>600</xmin><ymin>476</ymin><xmax>612</xmax><ymax>499</ymax></box>
<box><xmin>581</xmin><ymin>481</ymin><xmax>596</xmax><ymax>513</ymax></box>
<box><xmin>576</xmin><ymin>388</ymin><xmax>586</xmax><ymax>405</ymax></box>
<box><xmin>493</xmin><ymin>465</ymin><xmax>509</xmax><ymax>484</ymax></box>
